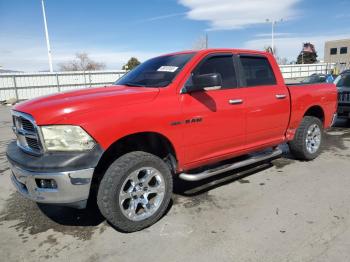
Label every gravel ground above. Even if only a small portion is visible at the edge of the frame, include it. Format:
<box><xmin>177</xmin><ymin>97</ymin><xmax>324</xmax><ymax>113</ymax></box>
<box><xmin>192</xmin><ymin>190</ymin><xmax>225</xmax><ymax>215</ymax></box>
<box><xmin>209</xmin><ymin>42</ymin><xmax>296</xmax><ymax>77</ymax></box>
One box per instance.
<box><xmin>0</xmin><ymin>105</ymin><xmax>350</xmax><ymax>262</ymax></box>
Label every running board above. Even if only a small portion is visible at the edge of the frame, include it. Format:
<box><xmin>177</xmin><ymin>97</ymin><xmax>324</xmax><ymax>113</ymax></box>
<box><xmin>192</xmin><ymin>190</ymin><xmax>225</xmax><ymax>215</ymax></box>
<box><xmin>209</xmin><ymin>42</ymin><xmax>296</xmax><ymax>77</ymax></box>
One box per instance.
<box><xmin>179</xmin><ymin>148</ymin><xmax>282</xmax><ymax>182</ymax></box>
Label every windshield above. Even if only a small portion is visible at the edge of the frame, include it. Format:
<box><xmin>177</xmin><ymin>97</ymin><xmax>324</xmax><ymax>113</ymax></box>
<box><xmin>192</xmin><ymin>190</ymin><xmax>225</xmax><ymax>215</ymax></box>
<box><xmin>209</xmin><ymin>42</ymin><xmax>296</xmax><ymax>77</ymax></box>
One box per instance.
<box><xmin>335</xmin><ymin>74</ymin><xmax>350</xmax><ymax>87</ymax></box>
<box><xmin>116</xmin><ymin>53</ymin><xmax>195</xmax><ymax>87</ymax></box>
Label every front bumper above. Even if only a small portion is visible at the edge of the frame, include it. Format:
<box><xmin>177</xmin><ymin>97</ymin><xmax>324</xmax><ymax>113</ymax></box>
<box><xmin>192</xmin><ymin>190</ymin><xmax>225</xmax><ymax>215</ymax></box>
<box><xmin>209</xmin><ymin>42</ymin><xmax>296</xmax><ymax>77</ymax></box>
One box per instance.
<box><xmin>7</xmin><ymin>141</ymin><xmax>104</xmax><ymax>209</ymax></box>
<box><xmin>10</xmin><ymin>162</ymin><xmax>94</xmax><ymax>208</ymax></box>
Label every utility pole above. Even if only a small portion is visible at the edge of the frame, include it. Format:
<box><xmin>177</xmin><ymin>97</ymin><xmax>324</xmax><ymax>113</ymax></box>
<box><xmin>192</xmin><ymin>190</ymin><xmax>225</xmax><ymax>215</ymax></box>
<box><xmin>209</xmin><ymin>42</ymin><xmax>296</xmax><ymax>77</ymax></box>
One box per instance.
<box><xmin>266</xmin><ymin>19</ymin><xmax>283</xmax><ymax>55</ymax></box>
<box><xmin>205</xmin><ymin>33</ymin><xmax>208</xmax><ymax>49</ymax></box>
<box><xmin>41</xmin><ymin>0</ymin><xmax>53</xmax><ymax>72</ymax></box>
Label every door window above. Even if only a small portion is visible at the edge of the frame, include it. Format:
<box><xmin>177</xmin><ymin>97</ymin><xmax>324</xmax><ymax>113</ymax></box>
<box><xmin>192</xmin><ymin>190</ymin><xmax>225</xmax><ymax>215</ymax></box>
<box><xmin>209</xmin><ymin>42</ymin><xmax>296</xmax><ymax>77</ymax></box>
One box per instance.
<box><xmin>193</xmin><ymin>55</ymin><xmax>238</xmax><ymax>89</ymax></box>
<box><xmin>240</xmin><ymin>56</ymin><xmax>277</xmax><ymax>87</ymax></box>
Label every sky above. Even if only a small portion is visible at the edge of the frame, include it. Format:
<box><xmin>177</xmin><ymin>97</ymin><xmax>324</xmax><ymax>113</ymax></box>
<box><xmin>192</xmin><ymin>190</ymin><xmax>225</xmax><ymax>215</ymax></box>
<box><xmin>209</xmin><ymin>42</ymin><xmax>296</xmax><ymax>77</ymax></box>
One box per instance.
<box><xmin>0</xmin><ymin>0</ymin><xmax>350</xmax><ymax>71</ymax></box>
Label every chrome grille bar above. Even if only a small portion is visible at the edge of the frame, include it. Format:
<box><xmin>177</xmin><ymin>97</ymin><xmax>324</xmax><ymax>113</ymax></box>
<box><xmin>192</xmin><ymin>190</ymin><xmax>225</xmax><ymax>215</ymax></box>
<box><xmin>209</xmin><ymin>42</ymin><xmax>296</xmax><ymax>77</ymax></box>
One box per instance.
<box><xmin>12</xmin><ymin>111</ymin><xmax>43</xmax><ymax>155</ymax></box>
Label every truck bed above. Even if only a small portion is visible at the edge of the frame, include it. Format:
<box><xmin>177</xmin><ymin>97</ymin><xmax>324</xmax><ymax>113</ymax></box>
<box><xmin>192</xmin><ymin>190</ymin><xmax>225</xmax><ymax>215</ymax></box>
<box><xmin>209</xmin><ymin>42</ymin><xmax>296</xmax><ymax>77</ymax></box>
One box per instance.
<box><xmin>287</xmin><ymin>83</ymin><xmax>337</xmax><ymax>133</ymax></box>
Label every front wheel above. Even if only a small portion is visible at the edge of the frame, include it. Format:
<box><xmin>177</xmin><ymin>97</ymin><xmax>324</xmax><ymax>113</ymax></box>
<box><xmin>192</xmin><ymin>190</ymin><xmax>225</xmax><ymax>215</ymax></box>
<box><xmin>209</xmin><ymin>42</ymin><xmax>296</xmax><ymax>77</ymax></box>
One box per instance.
<box><xmin>288</xmin><ymin>116</ymin><xmax>324</xmax><ymax>160</ymax></box>
<box><xmin>97</xmin><ymin>151</ymin><xmax>173</xmax><ymax>232</ymax></box>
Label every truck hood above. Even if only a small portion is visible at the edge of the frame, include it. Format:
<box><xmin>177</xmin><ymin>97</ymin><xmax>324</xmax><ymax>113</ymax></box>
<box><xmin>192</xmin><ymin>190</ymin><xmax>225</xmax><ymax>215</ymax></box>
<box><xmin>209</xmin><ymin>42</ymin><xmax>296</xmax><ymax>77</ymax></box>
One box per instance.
<box><xmin>14</xmin><ymin>85</ymin><xmax>160</xmax><ymax>125</ymax></box>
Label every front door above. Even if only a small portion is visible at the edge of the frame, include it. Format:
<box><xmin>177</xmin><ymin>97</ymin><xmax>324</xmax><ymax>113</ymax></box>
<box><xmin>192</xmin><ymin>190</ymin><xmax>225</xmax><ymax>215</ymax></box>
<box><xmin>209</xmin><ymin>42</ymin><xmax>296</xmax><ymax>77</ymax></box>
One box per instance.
<box><xmin>180</xmin><ymin>54</ymin><xmax>246</xmax><ymax>166</ymax></box>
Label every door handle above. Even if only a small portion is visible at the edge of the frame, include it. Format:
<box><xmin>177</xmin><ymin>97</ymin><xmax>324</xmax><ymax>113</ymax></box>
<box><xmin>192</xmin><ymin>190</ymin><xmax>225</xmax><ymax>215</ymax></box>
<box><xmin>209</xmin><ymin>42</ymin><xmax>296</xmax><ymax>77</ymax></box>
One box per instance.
<box><xmin>228</xmin><ymin>99</ymin><xmax>244</xmax><ymax>105</ymax></box>
<box><xmin>275</xmin><ymin>94</ymin><xmax>287</xmax><ymax>99</ymax></box>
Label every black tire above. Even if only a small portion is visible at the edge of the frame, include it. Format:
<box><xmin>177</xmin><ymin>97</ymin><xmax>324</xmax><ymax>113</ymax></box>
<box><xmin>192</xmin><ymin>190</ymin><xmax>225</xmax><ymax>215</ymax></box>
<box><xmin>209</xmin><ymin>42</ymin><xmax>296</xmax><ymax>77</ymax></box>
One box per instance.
<box><xmin>97</xmin><ymin>151</ymin><xmax>173</xmax><ymax>232</ymax></box>
<box><xmin>288</xmin><ymin>116</ymin><xmax>324</xmax><ymax>160</ymax></box>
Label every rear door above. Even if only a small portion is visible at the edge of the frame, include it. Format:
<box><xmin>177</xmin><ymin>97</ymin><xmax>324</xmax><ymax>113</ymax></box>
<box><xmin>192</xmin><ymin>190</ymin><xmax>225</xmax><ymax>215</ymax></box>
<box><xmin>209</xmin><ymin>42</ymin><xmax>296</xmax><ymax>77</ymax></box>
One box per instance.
<box><xmin>180</xmin><ymin>53</ymin><xmax>246</xmax><ymax>165</ymax></box>
<box><xmin>238</xmin><ymin>55</ymin><xmax>290</xmax><ymax>147</ymax></box>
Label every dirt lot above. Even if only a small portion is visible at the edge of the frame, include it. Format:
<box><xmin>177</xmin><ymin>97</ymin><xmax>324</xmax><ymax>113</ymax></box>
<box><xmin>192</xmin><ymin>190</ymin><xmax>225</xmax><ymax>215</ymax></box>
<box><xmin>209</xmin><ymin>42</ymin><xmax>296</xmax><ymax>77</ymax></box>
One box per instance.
<box><xmin>0</xmin><ymin>105</ymin><xmax>350</xmax><ymax>262</ymax></box>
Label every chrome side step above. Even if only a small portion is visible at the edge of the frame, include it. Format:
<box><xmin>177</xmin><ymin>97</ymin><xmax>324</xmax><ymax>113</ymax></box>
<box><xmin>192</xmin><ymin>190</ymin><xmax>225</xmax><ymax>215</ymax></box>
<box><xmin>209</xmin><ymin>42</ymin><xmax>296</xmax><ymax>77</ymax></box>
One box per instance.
<box><xmin>179</xmin><ymin>148</ymin><xmax>282</xmax><ymax>181</ymax></box>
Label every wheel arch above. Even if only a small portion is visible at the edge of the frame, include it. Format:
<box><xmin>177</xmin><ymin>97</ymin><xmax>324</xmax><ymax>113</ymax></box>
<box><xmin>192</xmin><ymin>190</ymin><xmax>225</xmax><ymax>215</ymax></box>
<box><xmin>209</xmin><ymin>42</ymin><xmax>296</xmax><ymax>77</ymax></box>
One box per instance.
<box><xmin>303</xmin><ymin>105</ymin><xmax>325</xmax><ymax>124</ymax></box>
<box><xmin>92</xmin><ymin>132</ymin><xmax>178</xmax><ymax>187</ymax></box>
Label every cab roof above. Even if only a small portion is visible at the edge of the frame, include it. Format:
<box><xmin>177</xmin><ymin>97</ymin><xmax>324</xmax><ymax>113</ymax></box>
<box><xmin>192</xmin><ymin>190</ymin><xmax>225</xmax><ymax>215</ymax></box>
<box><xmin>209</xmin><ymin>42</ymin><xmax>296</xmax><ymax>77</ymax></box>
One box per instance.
<box><xmin>162</xmin><ymin>48</ymin><xmax>270</xmax><ymax>57</ymax></box>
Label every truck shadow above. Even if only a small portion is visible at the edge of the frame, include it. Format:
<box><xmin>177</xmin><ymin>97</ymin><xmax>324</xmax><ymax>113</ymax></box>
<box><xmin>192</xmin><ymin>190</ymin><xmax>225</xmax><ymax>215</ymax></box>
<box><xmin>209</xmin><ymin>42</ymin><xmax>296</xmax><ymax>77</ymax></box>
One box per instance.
<box><xmin>37</xmin><ymin>198</ymin><xmax>104</xmax><ymax>228</ymax></box>
<box><xmin>35</xmin><ymin>161</ymin><xmax>276</xmax><ymax>231</ymax></box>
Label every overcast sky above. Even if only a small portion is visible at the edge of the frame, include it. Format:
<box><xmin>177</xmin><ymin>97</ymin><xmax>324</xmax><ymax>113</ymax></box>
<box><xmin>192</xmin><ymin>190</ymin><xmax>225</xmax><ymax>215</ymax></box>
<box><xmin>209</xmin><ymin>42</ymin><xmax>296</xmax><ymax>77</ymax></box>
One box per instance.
<box><xmin>1</xmin><ymin>0</ymin><xmax>350</xmax><ymax>71</ymax></box>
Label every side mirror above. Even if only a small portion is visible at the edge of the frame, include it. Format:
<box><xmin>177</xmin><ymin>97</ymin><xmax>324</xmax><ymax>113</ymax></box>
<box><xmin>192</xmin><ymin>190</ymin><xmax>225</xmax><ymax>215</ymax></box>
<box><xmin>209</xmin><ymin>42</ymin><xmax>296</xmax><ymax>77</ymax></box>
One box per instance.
<box><xmin>187</xmin><ymin>73</ymin><xmax>222</xmax><ymax>92</ymax></box>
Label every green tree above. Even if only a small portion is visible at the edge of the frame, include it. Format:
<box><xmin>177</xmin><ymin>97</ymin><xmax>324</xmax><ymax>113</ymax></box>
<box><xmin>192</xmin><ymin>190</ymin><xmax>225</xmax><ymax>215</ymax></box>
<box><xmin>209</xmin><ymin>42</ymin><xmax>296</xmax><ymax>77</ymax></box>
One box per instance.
<box><xmin>122</xmin><ymin>57</ymin><xmax>141</xmax><ymax>70</ymax></box>
<box><xmin>296</xmin><ymin>43</ymin><xmax>318</xmax><ymax>64</ymax></box>
<box><xmin>297</xmin><ymin>52</ymin><xmax>318</xmax><ymax>64</ymax></box>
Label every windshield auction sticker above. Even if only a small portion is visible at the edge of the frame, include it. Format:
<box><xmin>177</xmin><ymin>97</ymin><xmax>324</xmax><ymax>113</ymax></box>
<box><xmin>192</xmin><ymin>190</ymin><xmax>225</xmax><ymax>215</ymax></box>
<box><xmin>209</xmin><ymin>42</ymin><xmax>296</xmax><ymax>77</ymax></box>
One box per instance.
<box><xmin>157</xmin><ymin>66</ymin><xmax>178</xmax><ymax>72</ymax></box>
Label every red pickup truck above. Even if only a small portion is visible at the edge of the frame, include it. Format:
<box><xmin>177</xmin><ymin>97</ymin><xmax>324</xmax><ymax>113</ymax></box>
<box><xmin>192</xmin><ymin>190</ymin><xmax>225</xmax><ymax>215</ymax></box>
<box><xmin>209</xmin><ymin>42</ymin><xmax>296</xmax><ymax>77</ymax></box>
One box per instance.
<box><xmin>7</xmin><ymin>49</ymin><xmax>337</xmax><ymax>232</ymax></box>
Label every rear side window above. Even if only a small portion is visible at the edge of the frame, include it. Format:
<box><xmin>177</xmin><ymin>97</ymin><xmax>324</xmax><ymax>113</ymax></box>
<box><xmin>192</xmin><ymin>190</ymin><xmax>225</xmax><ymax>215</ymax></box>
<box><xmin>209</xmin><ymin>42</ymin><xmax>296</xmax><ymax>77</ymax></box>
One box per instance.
<box><xmin>240</xmin><ymin>56</ymin><xmax>277</xmax><ymax>87</ymax></box>
<box><xmin>194</xmin><ymin>55</ymin><xmax>237</xmax><ymax>89</ymax></box>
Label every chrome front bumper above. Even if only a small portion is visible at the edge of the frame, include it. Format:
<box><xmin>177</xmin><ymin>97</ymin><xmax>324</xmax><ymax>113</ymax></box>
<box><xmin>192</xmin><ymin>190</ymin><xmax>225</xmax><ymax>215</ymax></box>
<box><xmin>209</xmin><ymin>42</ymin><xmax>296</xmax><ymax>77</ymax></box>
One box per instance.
<box><xmin>9</xmin><ymin>162</ymin><xmax>94</xmax><ymax>209</ymax></box>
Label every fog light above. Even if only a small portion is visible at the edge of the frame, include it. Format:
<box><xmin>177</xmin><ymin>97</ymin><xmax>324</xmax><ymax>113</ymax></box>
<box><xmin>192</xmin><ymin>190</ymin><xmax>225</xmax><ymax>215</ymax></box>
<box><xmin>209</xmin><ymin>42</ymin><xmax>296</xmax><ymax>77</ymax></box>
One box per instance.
<box><xmin>36</xmin><ymin>179</ymin><xmax>57</xmax><ymax>189</ymax></box>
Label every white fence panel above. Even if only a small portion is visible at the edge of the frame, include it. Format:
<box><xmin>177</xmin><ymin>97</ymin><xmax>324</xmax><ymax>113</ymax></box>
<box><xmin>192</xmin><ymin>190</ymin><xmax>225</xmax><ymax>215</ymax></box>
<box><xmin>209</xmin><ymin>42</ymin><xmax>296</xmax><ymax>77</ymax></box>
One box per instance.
<box><xmin>279</xmin><ymin>63</ymin><xmax>335</xmax><ymax>79</ymax></box>
<box><xmin>0</xmin><ymin>70</ymin><xmax>126</xmax><ymax>100</ymax></box>
<box><xmin>0</xmin><ymin>64</ymin><xmax>336</xmax><ymax>101</ymax></box>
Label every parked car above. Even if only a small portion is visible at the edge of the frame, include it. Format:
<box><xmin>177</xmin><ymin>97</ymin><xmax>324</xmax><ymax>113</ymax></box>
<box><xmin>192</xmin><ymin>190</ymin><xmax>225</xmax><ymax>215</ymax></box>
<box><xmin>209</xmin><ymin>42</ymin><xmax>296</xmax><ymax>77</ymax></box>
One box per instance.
<box><xmin>334</xmin><ymin>72</ymin><xmax>350</xmax><ymax>119</ymax></box>
<box><xmin>6</xmin><ymin>49</ymin><xmax>337</xmax><ymax>232</ymax></box>
<box><xmin>301</xmin><ymin>73</ymin><xmax>327</xmax><ymax>84</ymax></box>
<box><xmin>340</xmin><ymin>69</ymin><xmax>350</xmax><ymax>75</ymax></box>
<box><xmin>301</xmin><ymin>73</ymin><xmax>335</xmax><ymax>84</ymax></box>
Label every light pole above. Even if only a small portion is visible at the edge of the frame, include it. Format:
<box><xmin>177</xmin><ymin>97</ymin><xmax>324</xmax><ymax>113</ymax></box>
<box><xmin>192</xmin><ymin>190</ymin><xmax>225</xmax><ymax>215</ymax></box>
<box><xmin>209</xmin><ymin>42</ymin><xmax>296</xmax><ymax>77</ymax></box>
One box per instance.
<box><xmin>266</xmin><ymin>18</ymin><xmax>283</xmax><ymax>55</ymax></box>
<box><xmin>205</xmin><ymin>33</ymin><xmax>208</xmax><ymax>49</ymax></box>
<box><xmin>41</xmin><ymin>0</ymin><xmax>53</xmax><ymax>72</ymax></box>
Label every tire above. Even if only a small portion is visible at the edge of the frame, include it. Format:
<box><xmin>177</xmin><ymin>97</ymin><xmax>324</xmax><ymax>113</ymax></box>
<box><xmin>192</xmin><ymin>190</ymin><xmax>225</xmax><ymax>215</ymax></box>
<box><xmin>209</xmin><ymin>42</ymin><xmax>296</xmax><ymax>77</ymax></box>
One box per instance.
<box><xmin>288</xmin><ymin>116</ymin><xmax>324</xmax><ymax>160</ymax></box>
<box><xmin>97</xmin><ymin>151</ymin><xmax>173</xmax><ymax>232</ymax></box>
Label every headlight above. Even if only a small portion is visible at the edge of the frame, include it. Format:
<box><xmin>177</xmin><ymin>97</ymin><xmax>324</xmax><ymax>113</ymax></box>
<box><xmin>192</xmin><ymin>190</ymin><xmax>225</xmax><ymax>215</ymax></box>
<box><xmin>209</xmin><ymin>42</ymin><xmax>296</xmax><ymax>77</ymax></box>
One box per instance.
<box><xmin>41</xmin><ymin>125</ymin><xmax>96</xmax><ymax>151</ymax></box>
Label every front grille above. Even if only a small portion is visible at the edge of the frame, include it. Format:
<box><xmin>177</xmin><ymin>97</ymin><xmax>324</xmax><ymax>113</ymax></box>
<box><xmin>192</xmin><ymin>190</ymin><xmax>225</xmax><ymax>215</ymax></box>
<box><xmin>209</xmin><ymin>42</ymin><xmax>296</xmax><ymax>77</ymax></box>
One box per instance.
<box><xmin>338</xmin><ymin>92</ymin><xmax>350</xmax><ymax>103</ymax></box>
<box><xmin>25</xmin><ymin>137</ymin><xmax>41</xmax><ymax>150</ymax></box>
<box><xmin>12</xmin><ymin>111</ymin><xmax>43</xmax><ymax>155</ymax></box>
<box><xmin>21</xmin><ymin>118</ymin><xmax>35</xmax><ymax>132</ymax></box>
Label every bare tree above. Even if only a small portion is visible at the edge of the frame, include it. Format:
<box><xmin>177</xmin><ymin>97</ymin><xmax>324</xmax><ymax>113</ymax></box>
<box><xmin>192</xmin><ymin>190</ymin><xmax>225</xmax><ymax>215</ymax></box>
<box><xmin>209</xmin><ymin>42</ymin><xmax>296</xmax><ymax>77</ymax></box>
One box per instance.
<box><xmin>263</xmin><ymin>45</ymin><xmax>288</xmax><ymax>64</ymax></box>
<box><xmin>276</xmin><ymin>57</ymin><xmax>288</xmax><ymax>65</ymax></box>
<box><xmin>59</xmin><ymin>53</ymin><xmax>106</xmax><ymax>71</ymax></box>
<box><xmin>264</xmin><ymin>45</ymin><xmax>275</xmax><ymax>55</ymax></box>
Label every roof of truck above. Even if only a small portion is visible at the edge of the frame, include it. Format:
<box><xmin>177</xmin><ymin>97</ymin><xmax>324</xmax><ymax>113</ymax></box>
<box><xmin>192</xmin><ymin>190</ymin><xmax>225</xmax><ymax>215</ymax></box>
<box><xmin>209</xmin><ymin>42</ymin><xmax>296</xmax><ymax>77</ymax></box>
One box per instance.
<box><xmin>162</xmin><ymin>48</ymin><xmax>270</xmax><ymax>57</ymax></box>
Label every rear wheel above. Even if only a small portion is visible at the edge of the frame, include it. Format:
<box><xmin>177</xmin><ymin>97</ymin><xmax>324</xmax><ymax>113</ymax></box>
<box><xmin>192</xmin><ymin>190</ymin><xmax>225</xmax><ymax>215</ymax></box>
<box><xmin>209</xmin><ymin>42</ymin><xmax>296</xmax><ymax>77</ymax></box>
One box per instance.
<box><xmin>289</xmin><ymin>116</ymin><xmax>323</xmax><ymax>160</ymax></box>
<box><xmin>97</xmin><ymin>151</ymin><xmax>173</xmax><ymax>232</ymax></box>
